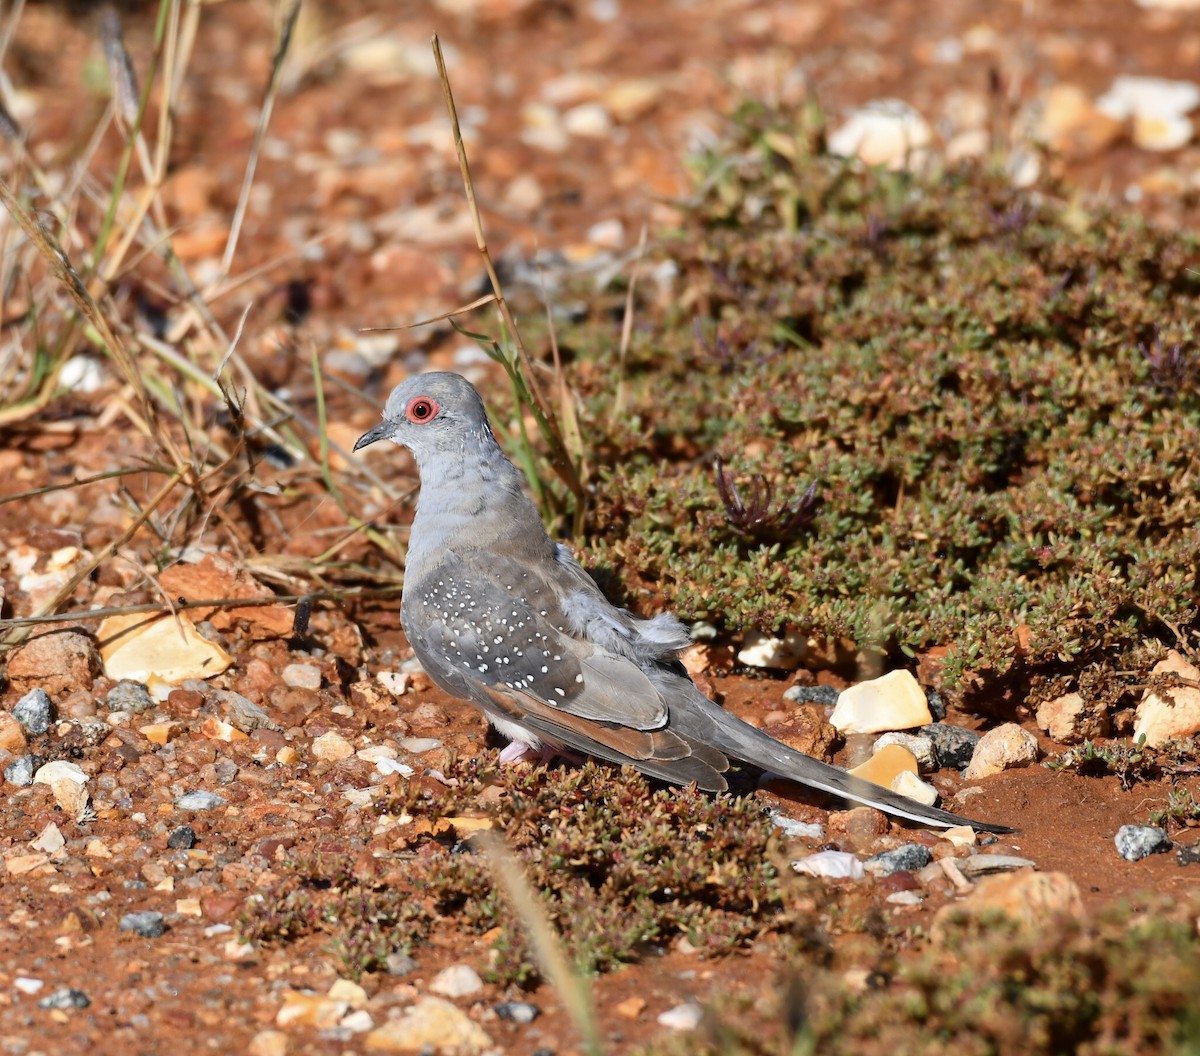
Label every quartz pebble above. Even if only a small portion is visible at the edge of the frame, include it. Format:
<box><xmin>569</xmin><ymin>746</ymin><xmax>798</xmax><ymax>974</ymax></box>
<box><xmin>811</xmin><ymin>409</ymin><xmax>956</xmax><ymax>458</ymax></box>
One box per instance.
<box><xmin>792</xmin><ymin>850</ymin><xmax>865</xmax><ymax>880</ymax></box>
<box><xmin>830</xmin><ymin>670</ymin><xmax>933</xmax><ymax>734</ymax></box>
<box><xmin>175</xmin><ymin>790</ymin><xmax>227</xmax><ymax>811</ymax></box>
<box><xmin>657</xmin><ymin>1002</ymin><xmax>703</xmax><ymax>1031</ymax></box>
<box><xmin>282</xmin><ymin>663</ymin><xmax>322</xmax><ymax>690</ymax></box>
<box><xmin>827</xmin><ymin>99</ymin><xmax>933</xmax><ymax>170</ymax></box>
<box><xmin>430</xmin><ymin>963</ymin><xmax>484</xmax><ymax>998</ymax></box>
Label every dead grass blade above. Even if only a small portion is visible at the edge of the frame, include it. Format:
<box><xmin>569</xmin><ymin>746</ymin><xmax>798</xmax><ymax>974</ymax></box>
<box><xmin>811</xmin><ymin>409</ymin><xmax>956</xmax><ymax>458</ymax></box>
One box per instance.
<box><xmin>220</xmin><ymin>0</ymin><xmax>301</xmax><ymax>278</ymax></box>
<box><xmin>474</xmin><ymin>829</ymin><xmax>604</xmax><ymax>1056</ymax></box>
<box><xmin>430</xmin><ymin>34</ymin><xmax>588</xmax><ymax>527</ymax></box>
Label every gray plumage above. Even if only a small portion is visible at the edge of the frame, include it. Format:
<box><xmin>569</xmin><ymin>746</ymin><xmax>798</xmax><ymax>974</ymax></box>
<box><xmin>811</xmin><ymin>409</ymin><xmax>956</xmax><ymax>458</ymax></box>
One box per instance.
<box><xmin>355</xmin><ymin>371</ymin><xmax>1013</xmax><ymax>833</ymax></box>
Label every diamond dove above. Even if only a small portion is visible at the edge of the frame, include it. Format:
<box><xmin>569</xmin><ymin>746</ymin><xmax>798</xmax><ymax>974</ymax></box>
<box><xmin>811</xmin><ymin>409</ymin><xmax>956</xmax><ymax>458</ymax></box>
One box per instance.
<box><xmin>354</xmin><ymin>371</ymin><xmax>1012</xmax><ymax>832</ymax></box>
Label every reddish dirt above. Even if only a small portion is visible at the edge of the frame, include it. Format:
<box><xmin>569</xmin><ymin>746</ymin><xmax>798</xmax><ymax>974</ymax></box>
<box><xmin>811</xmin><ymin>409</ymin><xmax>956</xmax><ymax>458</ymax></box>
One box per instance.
<box><xmin>3</xmin><ymin>1</ymin><xmax>1200</xmax><ymax>1053</ymax></box>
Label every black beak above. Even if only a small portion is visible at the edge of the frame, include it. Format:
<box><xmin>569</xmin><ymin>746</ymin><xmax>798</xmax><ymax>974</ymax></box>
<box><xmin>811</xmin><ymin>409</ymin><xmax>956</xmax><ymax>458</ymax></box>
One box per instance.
<box><xmin>354</xmin><ymin>420</ymin><xmax>394</xmax><ymax>451</ymax></box>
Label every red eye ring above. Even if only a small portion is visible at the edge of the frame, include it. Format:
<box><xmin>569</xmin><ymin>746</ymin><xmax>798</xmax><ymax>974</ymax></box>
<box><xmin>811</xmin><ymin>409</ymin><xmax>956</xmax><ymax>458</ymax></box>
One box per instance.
<box><xmin>405</xmin><ymin>396</ymin><xmax>439</xmax><ymax>424</ymax></box>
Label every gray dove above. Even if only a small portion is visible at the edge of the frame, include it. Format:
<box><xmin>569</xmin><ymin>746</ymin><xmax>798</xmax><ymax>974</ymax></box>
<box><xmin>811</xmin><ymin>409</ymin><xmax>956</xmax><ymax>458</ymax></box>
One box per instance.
<box><xmin>355</xmin><ymin>371</ymin><xmax>1013</xmax><ymax>833</ymax></box>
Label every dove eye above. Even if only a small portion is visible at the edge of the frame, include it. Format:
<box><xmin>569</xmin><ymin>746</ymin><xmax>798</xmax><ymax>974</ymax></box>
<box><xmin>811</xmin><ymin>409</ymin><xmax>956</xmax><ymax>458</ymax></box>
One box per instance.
<box><xmin>405</xmin><ymin>396</ymin><xmax>439</xmax><ymax>424</ymax></box>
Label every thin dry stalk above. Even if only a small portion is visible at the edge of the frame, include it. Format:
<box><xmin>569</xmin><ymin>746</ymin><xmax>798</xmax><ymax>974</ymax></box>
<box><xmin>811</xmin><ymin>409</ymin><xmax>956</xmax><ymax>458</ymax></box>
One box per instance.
<box><xmin>475</xmin><ymin>829</ymin><xmax>604</xmax><ymax>1056</ymax></box>
<box><xmin>430</xmin><ymin>34</ymin><xmax>587</xmax><ymax>515</ymax></box>
<box><xmin>219</xmin><ymin>0</ymin><xmax>301</xmax><ymax>279</ymax></box>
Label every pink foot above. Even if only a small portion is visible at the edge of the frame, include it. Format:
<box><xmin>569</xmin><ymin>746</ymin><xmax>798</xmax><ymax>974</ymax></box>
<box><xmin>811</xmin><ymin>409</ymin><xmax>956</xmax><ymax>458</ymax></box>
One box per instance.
<box><xmin>497</xmin><ymin>741</ymin><xmax>586</xmax><ymax>766</ymax></box>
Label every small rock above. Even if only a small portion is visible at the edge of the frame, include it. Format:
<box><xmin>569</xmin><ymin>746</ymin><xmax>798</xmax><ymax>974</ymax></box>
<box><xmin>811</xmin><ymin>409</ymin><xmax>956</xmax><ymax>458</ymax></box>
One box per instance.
<box><xmin>615</xmin><ymin>996</ymin><xmax>647</xmax><ymax>1019</ymax></box>
<box><xmin>1035</xmin><ymin>692</ymin><xmax>1107</xmax><ymax>744</ymax></box>
<box><xmin>6</xmin><ymin>631</ymin><xmax>98</xmax><ymax>697</ymax></box>
<box><xmin>737</xmin><ymin>629</ymin><xmax>807</xmax><ymax>670</ymax></box>
<box><xmin>1031</xmin><ymin>83</ymin><xmax>1123</xmax><ymax>160</ymax></box>
<box><xmin>13</xmin><ymin>688</ymin><xmax>54</xmax><ymax>735</ymax></box>
<box><xmin>891</xmin><ymin>770</ymin><xmax>939</xmax><ymax>806</ymax></box>
<box><xmin>13</xmin><ymin>977</ymin><xmax>43</xmax><ymax>995</ymax></box>
<box><xmin>827</xmin><ymin>99</ymin><xmax>933</xmax><ymax>171</ymax></box>
<box><xmin>0</xmin><ymin>712</ymin><xmax>28</xmax><ymax>754</ymax></box>
<box><xmin>342</xmin><ymin>1009</ymin><xmax>375</xmax><ymax>1033</ymax></box>
<box><xmin>364</xmin><ymin>996</ymin><xmax>492</xmax><ymax>1054</ymax></box>
<box><xmin>495</xmin><ymin>1001</ymin><xmax>540</xmax><ymax>1024</ymax></box>
<box><xmin>32</xmin><ymin>759</ymin><xmax>90</xmax><ymax>817</ymax></box>
<box><xmin>312</xmin><ymin>730</ymin><xmax>355</xmax><ymax>761</ymax></box>
<box><xmin>174</xmin><ymin>790</ymin><xmax>227</xmax><ymax>811</ymax></box>
<box><xmin>958</xmin><ymin>854</ymin><xmax>1037</xmax><ymax>877</ymax></box>
<box><xmin>791</xmin><ymin>850</ymin><xmax>865</xmax><ymax>879</ymax></box>
<box><xmin>30</xmin><ymin>822</ymin><xmax>65</xmax><ymax>854</ymax></box>
<box><xmin>886</xmin><ymin>889</ymin><xmax>923</xmax><ymax>906</ymax></box>
<box><xmin>168</xmin><ymin>825</ymin><xmax>197</xmax><ymax>849</ymax></box>
<box><xmin>1134</xmin><ymin>650</ymin><xmax>1200</xmax><ymax>746</ymax></box>
<box><xmin>848</xmin><ymin>743</ymin><xmax>919</xmax><ymax>786</ymax></box>
<box><xmin>872</xmin><ymin>732</ymin><xmax>937</xmax><ymax>772</ymax></box>
<box><xmin>865</xmin><ymin>844</ymin><xmax>932</xmax><ymax>877</ymax></box>
<box><xmin>921</xmin><ymin>723</ymin><xmax>981</xmax><ymax>770</ymax></box>
<box><xmin>328</xmin><ymin>978</ymin><xmax>369</xmax><ymax>1007</ymax></box>
<box><xmin>120</xmin><ymin>911</ymin><xmax>167</xmax><ymax>938</ymax></box>
<box><xmin>770</xmin><ymin>814</ymin><xmax>825</xmax><ymax>840</ymax></box>
<box><xmin>830</xmin><ymin>670</ymin><xmax>933</xmax><ymax>734</ymax></box>
<box><xmin>1114</xmin><ymin>824</ymin><xmax>1171</xmax><ymax>861</ymax></box>
<box><xmin>1177</xmin><ymin>844</ymin><xmax>1200</xmax><ymax>866</ymax></box>
<box><xmin>657</xmin><ymin>1002</ymin><xmax>703</xmax><ymax>1031</ymax></box>
<box><xmin>213</xmin><ymin>690</ymin><xmax>279</xmax><ymax>733</ymax></box>
<box><xmin>385</xmin><ymin>951</ymin><xmax>418</xmax><ymax>976</ymax></box>
<box><xmin>282</xmin><ymin>663</ymin><xmax>322</xmax><ymax>690</ymax></box>
<box><xmin>429</xmin><ymin>963</ymin><xmax>484</xmax><ymax>998</ymax></box>
<box><xmin>782</xmin><ymin>684</ymin><xmax>840</xmax><ymax>706</ymax></box>
<box><xmin>38</xmin><ymin>987</ymin><xmax>90</xmax><ymax>1009</ymax></box>
<box><xmin>275</xmin><ymin>990</ymin><xmax>348</xmax><ymax>1029</ymax></box>
<box><xmin>1133</xmin><ymin>113</ymin><xmax>1194</xmax><ymax>152</ymax></box>
<box><xmin>5</xmin><ymin>754</ymin><xmax>43</xmax><ymax>787</ymax></box>
<box><xmin>762</xmin><ymin>704</ymin><xmax>838</xmax><ymax>760</ymax></box>
<box><xmin>247</xmin><ymin>1030</ymin><xmax>290</xmax><ymax>1056</ymax></box>
<box><xmin>563</xmin><ymin>102</ymin><xmax>613</xmax><ymax>139</ymax></box>
<box><xmin>106</xmin><ymin>680</ymin><xmax>155</xmax><ymax>714</ymax></box>
<box><xmin>962</xmin><ymin>723</ymin><xmax>1039</xmax><ymax>780</ymax></box>
<box><xmin>399</xmin><ymin>737</ymin><xmax>442</xmax><ymax>754</ymax></box>
<box><xmin>1097</xmin><ymin>75</ymin><xmax>1200</xmax><ymax>121</ymax></box>
<box><xmin>933</xmin><ymin>871</ymin><xmax>1084</xmax><ymax>936</ymax></box>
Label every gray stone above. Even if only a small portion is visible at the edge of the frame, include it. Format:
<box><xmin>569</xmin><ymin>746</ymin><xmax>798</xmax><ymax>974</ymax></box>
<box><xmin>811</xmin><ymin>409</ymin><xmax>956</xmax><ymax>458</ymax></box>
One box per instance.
<box><xmin>864</xmin><ymin>843</ymin><xmax>932</xmax><ymax>876</ymax></box>
<box><xmin>168</xmin><ymin>825</ymin><xmax>197</xmax><ymax>849</ymax></box>
<box><xmin>106</xmin><ymin>679</ymin><xmax>155</xmax><ymax>714</ymax></box>
<box><xmin>921</xmin><ymin>722</ymin><xmax>981</xmax><ymax>770</ymax></box>
<box><xmin>495</xmin><ymin>1001</ymin><xmax>540</xmax><ymax>1024</ymax></box>
<box><xmin>12</xmin><ymin>688</ymin><xmax>53</xmax><ymax>735</ymax></box>
<box><xmin>782</xmin><ymin>684</ymin><xmax>840</xmax><ymax>706</ymax></box>
<box><xmin>38</xmin><ymin>987</ymin><xmax>90</xmax><ymax>1009</ymax></box>
<box><xmin>1114</xmin><ymin>824</ymin><xmax>1171</xmax><ymax>861</ymax></box>
<box><xmin>4</xmin><ymin>754</ymin><xmax>43</xmax><ymax>787</ymax></box>
<box><xmin>120</xmin><ymin>911</ymin><xmax>167</xmax><ymax>938</ymax></box>
<box><xmin>385</xmin><ymin>951</ymin><xmax>418</xmax><ymax>977</ymax></box>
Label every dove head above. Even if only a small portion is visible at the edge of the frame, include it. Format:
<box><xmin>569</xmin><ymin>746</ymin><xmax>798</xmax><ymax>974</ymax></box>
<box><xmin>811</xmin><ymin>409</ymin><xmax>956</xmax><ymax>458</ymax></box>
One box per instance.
<box><xmin>354</xmin><ymin>371</ymin><xmax>499</xmax><ymax>469</ymax></box>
